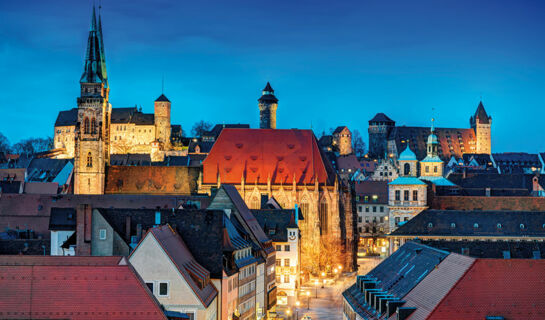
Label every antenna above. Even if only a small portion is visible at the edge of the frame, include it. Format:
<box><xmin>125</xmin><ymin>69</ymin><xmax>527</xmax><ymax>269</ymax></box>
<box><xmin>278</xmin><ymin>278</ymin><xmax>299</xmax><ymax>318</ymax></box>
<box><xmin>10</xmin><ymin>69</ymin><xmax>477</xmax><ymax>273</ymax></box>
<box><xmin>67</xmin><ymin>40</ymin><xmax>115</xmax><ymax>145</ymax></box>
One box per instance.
<box><xmin>161</xmin><ymin>74</ymin><xmax>164</xmax><ymax>94</ymax></box>
<box><xmin>431</xmin><ymin>107</ymin><xmax>436</xmax><ymax>133</ymax></box>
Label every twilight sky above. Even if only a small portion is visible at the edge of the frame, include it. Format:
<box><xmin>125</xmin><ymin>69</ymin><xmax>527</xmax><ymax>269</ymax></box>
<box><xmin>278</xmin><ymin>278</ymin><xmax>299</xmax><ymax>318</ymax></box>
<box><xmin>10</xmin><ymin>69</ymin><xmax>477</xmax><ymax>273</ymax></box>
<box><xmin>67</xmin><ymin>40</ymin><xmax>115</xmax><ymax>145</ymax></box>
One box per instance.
<box><xmin>1</xmin><ymin>0</ymin><xmax>544</xmax><ymax>152</ymax></box>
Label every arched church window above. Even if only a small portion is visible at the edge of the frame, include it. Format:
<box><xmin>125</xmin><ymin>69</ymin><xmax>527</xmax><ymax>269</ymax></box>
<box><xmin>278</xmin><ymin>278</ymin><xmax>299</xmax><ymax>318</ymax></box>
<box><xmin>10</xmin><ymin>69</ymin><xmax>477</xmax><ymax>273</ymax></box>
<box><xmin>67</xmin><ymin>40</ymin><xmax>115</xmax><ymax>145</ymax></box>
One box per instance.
<box><xmin>84</xmin><ymin>118</ymin><xmax>90</xmax><ymax>134</ymax></box>
<box><xmin>319</xmin><ymin>201</ymin><xmax>328</xmax><ymax>235</ymax></box>
<box><xmin>86</xmin><ymin>152</ymin><xmax>92</xmax><ymax>168</ymax></box>
<box><xmin>91</xmin><ymin>118</ymin><xmax>97</xmax><ymax>134</ymax></box>
<box><xmin>404</xmin><ymin>163</ymin><xmax>410</xmax><ymax>175</ymax></box>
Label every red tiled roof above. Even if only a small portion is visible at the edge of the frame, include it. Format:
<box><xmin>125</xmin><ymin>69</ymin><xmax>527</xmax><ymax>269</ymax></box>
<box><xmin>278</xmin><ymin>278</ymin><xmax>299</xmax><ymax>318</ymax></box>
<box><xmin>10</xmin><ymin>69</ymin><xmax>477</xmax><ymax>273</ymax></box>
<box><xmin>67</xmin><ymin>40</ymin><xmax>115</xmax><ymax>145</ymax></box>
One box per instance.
<box><xmin>203</xmin><ymin>128</ymin><xmax>333</xmax><ymax>185</ymax></box>
<box><xmin>143</xmin><ymin>225</ymin><xmax>218</xmax><ymax>307</ymax></box>
<box><xmin>0</xmin><ymin>255</ymin><xmax>124</xmax><ymax>266</ymax></box>
<box><xmin>427</xmin><ymin>259</ymin><xmax>545</xmax><ymax>320</ymax></box>
<box><xmin>105</xmin><ymin>166</ymin><xmax>199</xmax><ymax>194</ymax></box>
<box><xmin>0</xmin><ymin>257</ymin><xmax>167</xmax><ymax>320</ymax></box>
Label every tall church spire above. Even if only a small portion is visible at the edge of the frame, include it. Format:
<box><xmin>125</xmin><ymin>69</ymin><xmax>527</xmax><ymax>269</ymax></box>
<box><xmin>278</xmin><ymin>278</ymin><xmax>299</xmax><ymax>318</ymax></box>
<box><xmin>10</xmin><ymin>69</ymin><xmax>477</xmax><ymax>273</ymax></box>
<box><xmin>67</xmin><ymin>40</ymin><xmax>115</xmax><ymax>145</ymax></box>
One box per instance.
<box><xmin>80</xmin><ymin>6</ymin><xmax>106</xmax><ymax>86</ymax></box>
<box><xmin>97</xmin><ymin>7</ymin><xmax>108</xmax><ymax>88</ymax></box>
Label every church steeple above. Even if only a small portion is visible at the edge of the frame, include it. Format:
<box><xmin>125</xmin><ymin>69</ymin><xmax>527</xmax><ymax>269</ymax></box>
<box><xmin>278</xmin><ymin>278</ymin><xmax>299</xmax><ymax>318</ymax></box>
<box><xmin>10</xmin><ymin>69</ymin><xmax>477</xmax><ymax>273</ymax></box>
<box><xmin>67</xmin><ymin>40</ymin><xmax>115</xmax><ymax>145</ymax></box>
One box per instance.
<box><xmin>80</xmin><ymin>6</ymin><xmax>107</xmax><ymax>87</ymax></box>
<box><xmin>97</xmin><ymin>8</ymin><xmax>108</xmax><ymax>88</ymax></box>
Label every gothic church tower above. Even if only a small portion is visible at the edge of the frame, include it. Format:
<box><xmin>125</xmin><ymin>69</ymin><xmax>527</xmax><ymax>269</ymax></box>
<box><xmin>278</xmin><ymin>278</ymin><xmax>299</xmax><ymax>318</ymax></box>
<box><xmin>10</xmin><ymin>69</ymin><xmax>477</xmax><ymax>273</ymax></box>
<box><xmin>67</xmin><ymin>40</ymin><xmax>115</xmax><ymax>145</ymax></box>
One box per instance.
<box><xmin>258</xmin><ymin>82</ymin><xmax>278</xmax><ymax>129</ymax></box>
<box><xmin>470</xmin><ymin>101</ymin><xmax>492</xmax><ymax>154</ymax></box>
<box><xmin>74</xmin><ymin>7</ymin><xmax>110</xmax><ymax>194</ymax></box>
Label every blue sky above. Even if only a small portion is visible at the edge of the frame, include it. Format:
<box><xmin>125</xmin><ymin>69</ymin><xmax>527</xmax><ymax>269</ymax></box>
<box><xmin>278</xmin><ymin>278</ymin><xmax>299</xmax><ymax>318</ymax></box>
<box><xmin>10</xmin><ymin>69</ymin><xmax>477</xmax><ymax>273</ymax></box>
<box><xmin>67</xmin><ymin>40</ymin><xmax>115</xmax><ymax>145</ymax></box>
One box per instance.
<box><xmin>1</xmin><ymin>0</ymin><xmax>544</xmax><ymax>152</ymax></box>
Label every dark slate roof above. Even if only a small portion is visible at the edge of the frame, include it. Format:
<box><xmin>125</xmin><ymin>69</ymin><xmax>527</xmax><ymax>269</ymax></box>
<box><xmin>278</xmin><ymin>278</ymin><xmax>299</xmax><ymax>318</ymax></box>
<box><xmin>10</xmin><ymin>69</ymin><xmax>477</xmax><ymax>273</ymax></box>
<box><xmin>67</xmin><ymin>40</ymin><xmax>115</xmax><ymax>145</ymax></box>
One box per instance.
<box><xmin>390</xmin><ymin>209</ymin><xmax>545</xmax><ymax>238</ymax></box>
<box><xmin>367</xmin><ymin>241</ymin><xmax>449</xmax><ymax>298</ymax></box>
<box><xmin>26</xmin><ymin>158</ymin><xmax>72</xmax><ymax>182</ymax></box>
<box><xmin>447</xmin><ymin>172</ymin><xmax>533</xmax><ymax>196</ymax></box>
<box><xmin>492</xmin><ymin>153</ymin><xmax>541</xmax><ymax>173</ymax></box>
<box><xmin>318</xmin><ymin>135</ymin><xmax>333</xmax><ymax>148</ymax></box>
<box><xmin>354</xmin><ymin>180</ymin><xmax>388</xmax><ymax>204</ymax></box>
<box><xmin>419</xmin><ymin>239</ymin><xmax>545</xmax><ymax>259</ymax></box>
<box><xmin>333</xmin><ymin>126</ymin><xmax>348</xmax><ymax>134</ymax></box>
<box><xmin>203</xmin><ymin>124</ymin><xmax>250</xmax><ymax>140</ymax></box>
<box><xmin>389</xmin><ymin>126</ymin><xmax>476</xmax><ymax>160</ymax></box>
<box><xmin>472</xmin><ymin>101</ymin><xmax>490</xmax><ymax>124</ymax></box>
<box><xmin>110</xmin><ymin>154</ymin><xmax>151</xmax><ymax>166</ymax></box>
<box><xmin>188</xmin><ymin>140</ymin><xmax>214</xmax><ymax>153</ymax></box>
<box><xmin>98</xmin><ymin>208</ymin><xmax>232</xmax><ymax>277</ymax></box>
<box><xmin>462</xmin><ymin>153</ymin><xmax>492</xmax><ymax>166</ymax></box>
<box><xmin>252</xmin><ymin>209</ymin><xmax>300</xmax><ymax>242</ymax></box>
<box><xmin>151</xmin><ymin>156</ymin><xmax>190</xmax><ymax>167</ymax></box>
<box><xmin>369</xmin><ymin>113</ymin><xmax>394</xmax><ymax>123</ymax></box>
<box><xmin>49</xmin><ymin>208</ymin><xmax>76</xmax><ymax>231</ymax></box>
<box><xmin>54</xmin><ymin>108</ymin><xmax>78</xmax><ymax>126</ymax></box>
<box><xmin>111</xmin><ymin>107</ymin><xmax>154</xmax><ymax>125</ymax></box>
<box><xmin>155</xmin><ymin>94</ymin><xmax>170</xmax><ymax>102</ymax></box>
<box><xmin>0</xmin><ymin>239</ymin><xmax>50</xmax><ymax>255</ymax></box>
<box><xmin>258</xmin><ymin>83</ymin><xmax>278</xmax><ymax>103</ymax></box>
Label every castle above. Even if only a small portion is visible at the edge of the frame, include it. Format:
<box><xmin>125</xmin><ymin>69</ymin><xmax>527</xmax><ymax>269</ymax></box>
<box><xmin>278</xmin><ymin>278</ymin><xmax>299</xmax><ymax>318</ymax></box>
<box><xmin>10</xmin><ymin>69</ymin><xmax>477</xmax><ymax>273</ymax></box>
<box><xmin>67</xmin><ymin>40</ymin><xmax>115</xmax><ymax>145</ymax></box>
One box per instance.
<box><xmin>368</xmin><ymin>102</ymin><xmax>492</xmax><ymax>160</ymax></box>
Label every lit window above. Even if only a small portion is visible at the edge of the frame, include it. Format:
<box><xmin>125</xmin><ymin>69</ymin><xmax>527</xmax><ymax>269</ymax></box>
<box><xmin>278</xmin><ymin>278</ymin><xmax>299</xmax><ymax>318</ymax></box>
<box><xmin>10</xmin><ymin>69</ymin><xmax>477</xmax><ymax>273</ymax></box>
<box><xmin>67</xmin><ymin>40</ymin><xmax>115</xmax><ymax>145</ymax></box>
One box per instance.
<box><xmin>86</xmin><ymin>152</ymin><xmax>93</xmax><ymax>168</ymax></box>
<box><xmin>99</xmin><ymin>229</ymin><xmax>106</xmax><ymax>240</ymax></box>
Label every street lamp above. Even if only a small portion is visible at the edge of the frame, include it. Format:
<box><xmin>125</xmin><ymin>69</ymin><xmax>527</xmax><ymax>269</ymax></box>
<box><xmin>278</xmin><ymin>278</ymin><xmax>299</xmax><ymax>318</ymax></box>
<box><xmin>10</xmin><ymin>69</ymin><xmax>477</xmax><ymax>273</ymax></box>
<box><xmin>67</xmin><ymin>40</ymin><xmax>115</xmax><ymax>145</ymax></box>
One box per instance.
<box><xmin>314</xmin><ymin>279</ymin><xmax>319</xmax><ymax>298</ymax></box>
<box><xmin>306</xmin><ymin>290</ymin><xmax>310</xmax><ymax>310</ymax></box>
<box><xmin>295</xmin><ymin>301</ymin><xmax>300</xmax><ymax>320</ymax></box>
<box><xmin>286</xmin><ymin>308</ymin><xmax>291</xmax><ymax>320</ymax></box>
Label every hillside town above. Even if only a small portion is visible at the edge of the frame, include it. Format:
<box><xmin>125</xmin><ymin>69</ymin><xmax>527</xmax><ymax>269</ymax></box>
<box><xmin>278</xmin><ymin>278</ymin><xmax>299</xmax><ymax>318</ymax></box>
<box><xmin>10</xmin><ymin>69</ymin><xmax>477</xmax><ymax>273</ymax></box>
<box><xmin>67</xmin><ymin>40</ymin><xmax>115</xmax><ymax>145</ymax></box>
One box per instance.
<box><xmin>1</xmin><ymin>5</ymin><xmax>545</xmax><ymax>320</ymax></box>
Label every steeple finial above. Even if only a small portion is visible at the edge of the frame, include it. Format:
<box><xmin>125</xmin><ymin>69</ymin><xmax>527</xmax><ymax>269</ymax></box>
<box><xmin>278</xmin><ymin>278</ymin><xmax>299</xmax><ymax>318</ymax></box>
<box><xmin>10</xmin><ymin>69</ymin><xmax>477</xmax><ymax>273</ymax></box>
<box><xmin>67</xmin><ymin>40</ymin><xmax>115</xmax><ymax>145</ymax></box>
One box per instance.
<box><xmin>81</xmin><ymin>6</ymin><xmax>107</xmax><ymax>86</ymax></box>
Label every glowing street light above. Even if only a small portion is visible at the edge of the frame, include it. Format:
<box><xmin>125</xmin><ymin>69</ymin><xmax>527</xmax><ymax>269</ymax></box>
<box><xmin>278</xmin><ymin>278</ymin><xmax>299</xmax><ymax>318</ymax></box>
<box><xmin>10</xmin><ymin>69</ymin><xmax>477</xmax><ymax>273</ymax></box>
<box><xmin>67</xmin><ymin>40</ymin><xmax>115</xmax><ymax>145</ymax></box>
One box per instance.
<box><xmin>306</xmin><ymin>290</ymin><xmax>310</xmax><ymax>310</ymax></box>
<box><xmin>295</xmin><ymin>301</ymin><xmax>301</xmax><ymax>320</ymax></box>
<box><xmin>314</xmin><ymin>279</ymin><xmax>319</xmax><ymax>298</ymax></box>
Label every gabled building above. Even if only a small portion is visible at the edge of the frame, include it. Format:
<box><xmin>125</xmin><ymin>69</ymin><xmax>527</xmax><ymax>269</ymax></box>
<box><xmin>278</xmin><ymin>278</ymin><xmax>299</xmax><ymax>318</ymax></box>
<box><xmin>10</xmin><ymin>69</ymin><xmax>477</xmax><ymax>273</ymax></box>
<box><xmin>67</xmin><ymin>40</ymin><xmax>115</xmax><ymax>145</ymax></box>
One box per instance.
<box><xmin>0</xmin><ymin>255</ymin><xmax>169</xmax><ymax>320</ymax></box>
<box><xmin>129</xmin><ymin>224</ymin><xmax>218</xmax><ymax>319</ymax></box>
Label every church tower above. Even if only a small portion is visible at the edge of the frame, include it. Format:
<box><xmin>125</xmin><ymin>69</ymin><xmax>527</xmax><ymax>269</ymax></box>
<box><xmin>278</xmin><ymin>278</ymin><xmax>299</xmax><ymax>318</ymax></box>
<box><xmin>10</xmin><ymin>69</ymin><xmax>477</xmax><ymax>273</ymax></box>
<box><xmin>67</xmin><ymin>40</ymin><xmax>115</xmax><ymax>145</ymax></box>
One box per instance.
<box><xmin>258</xmin><ymin>82</ymin><xmax>278</xmax><ymax>129</ymax></box>
<box><xmin>420</xmin><ymin>118</ymin><xmax>443</xmax><ymax>177</ymax></box>
<box><xmin>154</xmin><ymin>94</ymin><xmax>171</xmax><ymax>148</ymax></box>
<box><xmin>470</xmin><ymin>101</ymin><xmax>492</xmax><ymax>154</ymax></box>
<box><xmin>74</xmin><ymin>7</ymin><xmax>110</xmax><ymax>194</ymax></box>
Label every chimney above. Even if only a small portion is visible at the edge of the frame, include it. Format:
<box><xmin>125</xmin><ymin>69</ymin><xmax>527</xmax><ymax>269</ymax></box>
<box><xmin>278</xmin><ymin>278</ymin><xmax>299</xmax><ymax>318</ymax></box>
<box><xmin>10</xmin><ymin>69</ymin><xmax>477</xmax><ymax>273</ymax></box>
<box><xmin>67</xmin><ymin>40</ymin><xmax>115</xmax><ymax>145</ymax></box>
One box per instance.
<box><xmin>462</xmin><ymin>167</ymin><xmax>467</xmax><ymax>179</ymax></box>
<box><xmin>136</xmin><ymin>223</ymin><xmax>143</xmax><ymax>240</ymax></box>
<box><xmin>76</xmin><ymin>204</ymin><xmax>92</xmax><ymax>256</ymax></box>
<box><xmin>125</xmin><ymin>216</ymin><xmax>131</xmax><ymax>241</ymax></box>
<box><xmin>397</xmin><ymin>307</ymin><xmax>416</xmax><ymax>320</ymax></box>
<box><xmin>485</xmin><ymin>187</ymin><xmax>491</xmax><ymax>197</ymax></box>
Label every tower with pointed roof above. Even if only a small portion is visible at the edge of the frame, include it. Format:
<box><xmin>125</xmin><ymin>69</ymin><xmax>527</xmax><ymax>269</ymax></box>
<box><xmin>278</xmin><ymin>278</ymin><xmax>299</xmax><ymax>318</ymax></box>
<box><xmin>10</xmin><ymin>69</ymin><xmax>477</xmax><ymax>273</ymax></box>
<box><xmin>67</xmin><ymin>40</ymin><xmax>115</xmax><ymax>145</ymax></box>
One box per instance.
<box><xmin>74</xmin><ymin>7</ymin><xmax>110</xmax><ymax>194</ymax></box>
<box><xmin>368</xmin><ymin>113</ymin><xmax>396</xmax><ymax>159</ymax></box>
<box><xmin>470</xmin><ymin>101</ymin><xmax>492</xmax><ymax>154</ymax></box>
<box><xmin>258</xmin><ymin>82</ymin><xmax>278</xmax><ymax>129</ymax></box>
<box><xmin>154</xmin><ymin>94</ymin><xmax>171</xmax><ymax>148</ymax></box>
<box><xmin>398</xmin><ymin>142</ymin><xmax>418</xmax><ymax>177</ymax></box>
<box><xmin>420</xmin><ymin>118</ymin><xmax>444</xmax><ymax>177</ymax></box>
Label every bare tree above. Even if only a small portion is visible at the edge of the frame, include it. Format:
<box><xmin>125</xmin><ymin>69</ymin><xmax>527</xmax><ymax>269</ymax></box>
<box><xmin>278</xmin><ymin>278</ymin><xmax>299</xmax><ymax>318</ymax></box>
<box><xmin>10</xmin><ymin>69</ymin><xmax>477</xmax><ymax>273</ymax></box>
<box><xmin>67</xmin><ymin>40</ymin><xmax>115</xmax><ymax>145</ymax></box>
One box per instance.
<box><xmin>11</xmin><ymin>137</ymin><xmax>53</xmax><ymax>155</ymax></box>
<box><xmin>0</xmin><ymin>133</ymin><xmax>10</xmax><ymax>154</ymax></box>
<box><xmin>352</xmin><ymin>130</ymin><xmax>366</xmax><ymax>157</ymax></box>
<box><xmin>191</xmin><ymin>121</ymin><xmax>212</xmax><ymax>137</ymax></box>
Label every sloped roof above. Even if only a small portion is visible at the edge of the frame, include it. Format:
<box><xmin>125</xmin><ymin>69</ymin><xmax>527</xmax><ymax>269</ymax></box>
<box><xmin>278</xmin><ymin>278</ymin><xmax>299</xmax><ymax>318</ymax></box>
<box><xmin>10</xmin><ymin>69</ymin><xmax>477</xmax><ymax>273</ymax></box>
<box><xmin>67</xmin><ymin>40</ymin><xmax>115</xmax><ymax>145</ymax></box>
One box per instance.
<box><xmin>472</xmin><ymin>101</ymin><xmax>490</xmax><ymax>124</ymax></box>
<box><xmin>390</xmin><ymin>209</ymin><xmax>545</xmax><ymax>238</ymax></box>
<box><xmin>419</xmin><ymin>176</ymin><xmax>456</xmax><ymax>186</ymax></box>
<box><xmin>54</xmin><ymin>108</ymin><xmax>78</xmax><ymax>126</ymax></box>
<box><xmin>252</xmin><ymin>209</ymin><xmax>300</xmax><ymax>242</ymax></box>
<box><xmin>203</xmin><ymin>128</ymin><xmax>334</xmax><ymax>185</ymax></box>
<box><xmin>0</xmin><ymin>256</ymin><xmax>166</xmax><ymax>320</ymax></box>
<box><xmin>333</xmin><ymin>126</ymin><xmax>348</xmax><ymax>134</ymax></box>
<box><xmin>0</xmin><ymin>255</ymin><xmax>124</xmax><ymax>266</ymax></box>
<box><xmin>428</xmin><ymin>259</ymin><xmax>545</xmax><ymax>320</ymax></box>
<box><xmin>145</xmin><ymin>225</ymin><xmax>217</xmax><ymax>307</ymax></box>
<box><xmin>389</xmin><ymin>126</ymin><xmax>476</xmax><ymax>160</ymax></box>
<box><xmin>111</xmin><ymin>107</ymin><xmax>154</xmax><ymax>125</ymax></box>
<box><xmin>447</xmin><ymin>172</ymin><xmax>533</xmax><ymax>195</ymax></box>
<box><xmin>354</xmin><ymin>180</ymin><xmax>388</xmax><ymax>204</ymax></box>
<box><xmin>203</xmin><ymin>124</ymin><xmax>250</xmax><ymax>140</ymax></box>
<box><xmin>389</xmin><ymin>253</ymin><xmax>475</xmax><ymax>320</ymax></box>
<box><xmin>388</xmin><ymin>177</ymin><xmax>426</xmax><ymax>185</ymax></box>
<box><xmin>367</xmin><ymin>241</ymin><xmax>449</xmax><ymax>298</ymax></box>
<box><xmin>369</xmin><ymin>113</ymin><xmax>394</xmax><ymax>123</ymax></box>
<box><xmin>420</xmin><ymin>239</ymin><xmax>545</xmax><ymax>259</ymax></box>
<box><xmin>26</xmin><ymin>158</ymin><xmax>72</xmax><ymax>182</ymax></box>
<box><xmin>155</xmin><ymin>94</ymin><xmax>170</xmax><ymax>102</ymax></box>
<box><xmin>49</xmin><ymin>207</ymin><xmax>76</xmax><ymax>231</ymax></box>
<box><xmin>399</xmin><ymin>146</ymin><xmax>417</xmax><ymax>161</ymax></box>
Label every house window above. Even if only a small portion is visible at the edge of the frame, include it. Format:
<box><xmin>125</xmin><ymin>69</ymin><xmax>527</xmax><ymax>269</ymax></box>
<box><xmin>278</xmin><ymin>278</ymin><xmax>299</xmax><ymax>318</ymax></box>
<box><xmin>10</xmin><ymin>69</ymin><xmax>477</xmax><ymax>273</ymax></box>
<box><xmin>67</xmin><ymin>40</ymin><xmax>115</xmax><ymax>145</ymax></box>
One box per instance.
<box><xmin>99</xmin><ymin>229</ymin><xmax>106</xmax><ymax>240</ymax></box>
<box><xmin>284</xmin><ymin>275</ymin><xmax>290</xmax><ymax>283</ymax></box>
<box><xmin>404</xmin><ymin>190</ymin><xmax>409</xmax><ymax>201</ymax></box>
<box><xmin>158</xmin><ymin>282</ymin><xmax>169</xmax><ymax>296</ymax></box>
<box><xmin>284</xmin><ymin>245</ymin><xmax>290</xmax><ymax>251</ymax></box>
<box><xmin>380</xmin><ymin>217</ymin><xmax>384</xmax><ymax>223</ymax></box>
<box><xmin>413</xmin><ymin>190</ymin><xmax>418</xmax><ymax>201</ymax></box>
<box><xmin>284</xmin><ymin>259</ymin><xmax>290</xmax><ymax>267</ymax></box>
<box><xmin>434</xmin><ymin>166</ymin><xmax>438</xmax><ymax>173</ymax></box>
<box><xmin>380</xmin><ymin>206</ymin><xmax>384</xmax><ymax>213</ymax></box>
<box><xmin>146</xmin><ymin>282</ymin><xmax>154</xmax><ymax>293</ymax></box>
<box><xmin>276</xmin><ymin>245</ymin><xmax>282</xmax><ymax>251</ymax></box>
<box><xmin>372</xmin><ymin>206</ymin><xmax>377</xmax><ymax>213</ymax></box>
<box><xmin>395</xmin><ymin>190</ymin><xmax>400</xmax><ymax>201</ymax></box>
<box><xmin>404</xmin><ymin>163</ymin><xmax>410</xmax><ymax>175</ymax></box>
<box><xmin>395</xmin><ymin>217</ymin><xmax>400</xmax><ymax>225</ymax></box>
<box><xmin>86</xmin><ymin>152</ymin><xmax>93</xmax><ymax>168</ymax></box>
<box><xmin>276</xmin><ymin>275</ymin><xmax>281</xmax><ymax>283</ymax></box>
<box><xmin>425</xmin><ymin>166</ymin><xmax>429</xmax><ymax>173</ymax></box>
<box><xmin>365</xmin><ymin>207</ymin><xmax>369</xmax><ymax>213</ymax></box>
<box><xmin>358</xmin><ymin>217</ymin><xmax>362</xmax><ymax>223</ymax></box>
<box><xmin>358</xmin><ymin>205</ymin><xmax>362</xmax><ymax>213</ymax></box>
<box><xmin>276</xmin><ymin>259</ymin><xmax>282</xmax><ymax>267</ymax></box>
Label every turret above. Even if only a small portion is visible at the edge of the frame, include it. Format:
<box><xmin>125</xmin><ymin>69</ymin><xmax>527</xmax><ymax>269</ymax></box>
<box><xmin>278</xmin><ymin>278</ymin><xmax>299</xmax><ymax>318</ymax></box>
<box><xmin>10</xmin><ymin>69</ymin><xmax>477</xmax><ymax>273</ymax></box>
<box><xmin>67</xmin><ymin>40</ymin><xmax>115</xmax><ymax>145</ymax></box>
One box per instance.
<box><xmin>154</xmin><ymin>94</ymin><xmax>171</xmax><ymax>147</ymax></box>
<box><xmin>258</xmin><ymin>82</ymin><xmax>278</xmax><ymax>129</ymax></box>
<box><xmin>470</xmin><ymin>101</ymin><xmax>492</xmax><ymax>154</ymax></box>
<box><xmin>420</xmin><ymin>118</ymin><xmax>443</xmax><ymax>177</ymax></box>
<box><xmin>368</xmin><ymin>113</ymin><xmax>395</xmax><ymax>159</ymax></box>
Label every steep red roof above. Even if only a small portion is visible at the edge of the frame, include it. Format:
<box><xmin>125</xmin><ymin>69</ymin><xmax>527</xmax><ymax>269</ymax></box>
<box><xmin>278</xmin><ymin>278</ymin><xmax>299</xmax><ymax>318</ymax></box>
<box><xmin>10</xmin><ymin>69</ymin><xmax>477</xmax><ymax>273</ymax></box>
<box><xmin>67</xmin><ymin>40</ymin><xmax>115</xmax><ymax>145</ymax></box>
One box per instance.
<box><xmin>0</xmin><ymin>256</ymin><xmax>167</xmax><ymax>319</ymax></box>
<box><xmin>203</xmin><ymin>128</ymin><xmax>333</xmax><ymax>185</ymax></box>
<box><xmin>0</xmin><ymin>255</ymin><xmax>124</xmax><ymax>266</ymax></box>
<box><xmin>427</xmin><ymin>259</ymin><xmax>545</xmax><ymax>320</ymax></box>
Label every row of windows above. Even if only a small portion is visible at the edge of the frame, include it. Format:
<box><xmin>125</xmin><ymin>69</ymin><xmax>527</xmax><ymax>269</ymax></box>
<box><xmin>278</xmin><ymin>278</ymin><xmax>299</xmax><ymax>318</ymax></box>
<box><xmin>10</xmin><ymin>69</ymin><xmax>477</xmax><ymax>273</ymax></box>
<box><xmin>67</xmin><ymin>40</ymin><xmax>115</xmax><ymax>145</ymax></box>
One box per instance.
<box><xmin>394</xmin><ymin>190</ymin><xmax>418</xmax><ymax>201</ymax></box>
<box><xmin>276</xmin><ymin>274</ymin><xmax>292</xmax><ymax>283</ymax></box>
<box><xmin>356</xmin><ymin>195</ymin><xmax>379</xmax><ymax>203</ymax></box>
<box><xmin>239</xmin><ymin>264</ymin><xmax>256</xmax><ymax>280</ymax></box>
<box><xmin>275</xmin><ymin>258</ymin><xmax>291</xmax><ymax>267</ymax></box>
<box><xmin>357</xmin><ymin>205</ymin><xmax>385</xmax><ymax>213</ymax></box>
<box><xmin>239</xmin><ymin>297</ymin><xmax>255</xmax><ymax>314</ymax></box>
<box><xmin>275</xmin><ymin>244</ymin><xmax>290</xmax><ymax>252</ymax></box>
<box><xmin>146</xmin><ymin>281</ymin><xmax>169</xmax><ymax>297</ymax></box>
<box><xmin>238</xmin><ymin>280</ymin><xmax>255</xmax><ymax>299</ymax></box>
<box><xmin>235</xmin><ymin>248</ymin><xmax>252</xmax><ymax>260</ymax></box>
<box><xmin>358</xmin><ymin>226</ymin><xmax>385</xmax><ymax>233</ymax></box>
<box><xmin>359</xmin><ymin>216</ymin><xmax>386</xmax><ymax>223</ymax></box>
